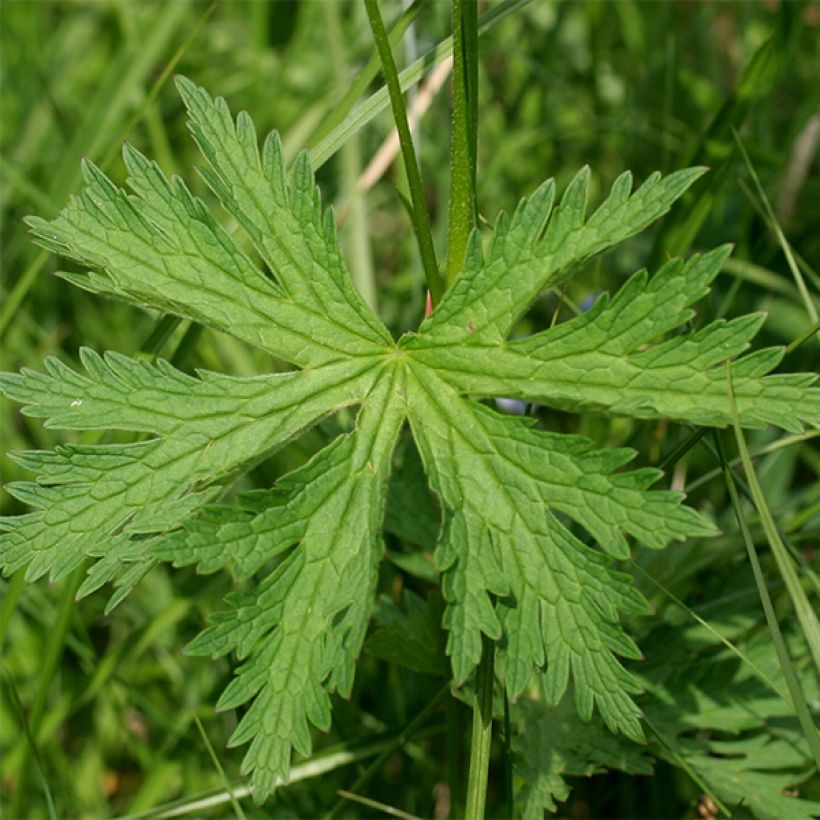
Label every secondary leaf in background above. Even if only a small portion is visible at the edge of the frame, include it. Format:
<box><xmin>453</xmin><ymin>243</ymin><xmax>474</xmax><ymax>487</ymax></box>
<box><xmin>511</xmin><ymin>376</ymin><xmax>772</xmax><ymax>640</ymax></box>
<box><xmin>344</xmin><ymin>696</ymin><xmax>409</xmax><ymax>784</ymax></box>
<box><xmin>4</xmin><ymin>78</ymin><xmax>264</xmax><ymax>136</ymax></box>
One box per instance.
<box><xmin>2</xmin><ymin>78</ymin><xmax>818</xmax><ymax>800</ymax></box>
<box><xmin>640</xmin><ymin>623</ymin><xmax>820</xmax><ymax>819</ymax></box>
<box><xmin>513</xmin><ymin>691</ymin><xmax>653</xmax><ymax>818</ymax></box>
<box><xmin>365</xmin><ymin>590</ymin><xmax>448</xmax><ymax>678</ymax></box>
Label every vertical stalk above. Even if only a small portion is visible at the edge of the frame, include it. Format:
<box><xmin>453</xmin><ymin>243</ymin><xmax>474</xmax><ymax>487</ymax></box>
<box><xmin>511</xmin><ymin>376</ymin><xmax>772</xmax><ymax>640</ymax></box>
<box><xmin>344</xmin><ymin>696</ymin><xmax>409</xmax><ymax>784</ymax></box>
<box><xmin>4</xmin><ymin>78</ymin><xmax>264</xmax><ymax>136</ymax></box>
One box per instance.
<box><xmin>446</xmin><ymin>0</ymin><xmax>479</xmax><ymax>284</ymax></box>
<box><xmin>465</xmin><ymin>634</ymin><xmax>494</xmax><ymax>819</ymax></box>
<box><xmin>450</xmin><ymin>3</ymin><xmax>495</xmax><ymax>816</ymax></box>
<box><xmin>363</xmin><ymin>0</ymin><xmax>444</xmax><ymax>305</ymax></box>
<box><xmin>446</xmin><ymin>693</ymin><xmax>466</xmax><ymax>815</ymax></box>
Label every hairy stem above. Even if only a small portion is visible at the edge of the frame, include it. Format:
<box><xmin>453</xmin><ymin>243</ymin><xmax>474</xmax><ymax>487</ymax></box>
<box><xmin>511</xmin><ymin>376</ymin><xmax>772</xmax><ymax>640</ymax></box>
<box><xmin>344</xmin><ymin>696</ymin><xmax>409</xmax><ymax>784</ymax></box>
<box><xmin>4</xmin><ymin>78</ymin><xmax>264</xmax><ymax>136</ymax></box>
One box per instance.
<box><xmin>446</xmin><ymin>0</ymin><xmax>479</xmax><ymax>285</ymax></box>
<box><xmin>450</xmin><ymin>3</ymin><xmax>495</xmax><ymax>815</ymax></box>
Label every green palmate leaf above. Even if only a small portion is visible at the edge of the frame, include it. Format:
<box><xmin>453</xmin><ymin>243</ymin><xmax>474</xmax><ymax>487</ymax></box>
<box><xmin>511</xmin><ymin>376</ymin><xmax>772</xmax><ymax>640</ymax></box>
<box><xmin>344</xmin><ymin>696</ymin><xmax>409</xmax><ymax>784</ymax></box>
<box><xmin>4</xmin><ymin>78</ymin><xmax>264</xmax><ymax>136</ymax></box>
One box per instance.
<box><xmin>2</xmin><ymin>78</ymin><xmax>818</xmax><ymax>800</ymax></box>
<box><xmin>681</xmin><ymin>736</ymin><xmax>820</xmax><ymax>820</ymax></box>
<box><xmin>364</xmin><ymin>590</ymin><xmax>448</xmax><ymax>677</ymax></box>
<box><xmin>513</xmin><ymin>692</ymin><xmax>653</xmax><ymax>818</ymax></box>
<box><xmin>406</xmin><ymin>246</ymin><xmax>818</xmax><ymax>431</ymax></box>
<box><xmin>0</xmin><ymin>349</ymin><xmax>377</xmax><ymax>599</ymax></box>
<box><xmin>640</xmin><ymin>624</ymin><xmax>820</xmax><ymax>818</ymax></box>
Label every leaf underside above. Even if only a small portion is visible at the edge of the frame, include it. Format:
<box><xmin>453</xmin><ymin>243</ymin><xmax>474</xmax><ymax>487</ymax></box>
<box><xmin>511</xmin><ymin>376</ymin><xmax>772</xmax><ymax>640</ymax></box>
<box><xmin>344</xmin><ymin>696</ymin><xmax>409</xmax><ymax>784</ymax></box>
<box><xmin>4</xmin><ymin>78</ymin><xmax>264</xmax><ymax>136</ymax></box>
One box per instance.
<box><xmin>3</xmin><ymin>77</ymin><xmax>818</xmax><ymax>800</ymax></box>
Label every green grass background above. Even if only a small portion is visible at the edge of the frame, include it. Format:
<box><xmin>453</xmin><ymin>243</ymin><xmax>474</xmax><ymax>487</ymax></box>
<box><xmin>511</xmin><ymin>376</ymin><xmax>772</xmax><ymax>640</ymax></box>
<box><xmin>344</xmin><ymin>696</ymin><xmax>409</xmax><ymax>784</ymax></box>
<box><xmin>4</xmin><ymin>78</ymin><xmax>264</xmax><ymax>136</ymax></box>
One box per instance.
<box><xmin>1</xmin><ymin>1</ymin><xmax>818</xmax><ymax>817</ymax></box>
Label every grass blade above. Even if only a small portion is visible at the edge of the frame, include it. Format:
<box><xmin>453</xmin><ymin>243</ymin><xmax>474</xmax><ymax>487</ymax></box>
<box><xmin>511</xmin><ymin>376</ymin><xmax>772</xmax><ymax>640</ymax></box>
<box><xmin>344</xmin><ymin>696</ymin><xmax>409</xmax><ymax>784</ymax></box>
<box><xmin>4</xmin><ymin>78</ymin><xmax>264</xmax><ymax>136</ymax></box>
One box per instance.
<box><xmin>726</xmin><ymin>363</ymin><xmax>820</xmax><ymax>675</ymax></box>
<box><xmin>717</xmin><ymin>385</ymin><xmax>820</xmax><ymax>768</ymax></box>
<box><xmin>309</xmin><ymin>0</ymin><xmax>530</xmax><ymax>170</ymax></box>
<box><xmin>193</xmin><ymin>714</ymin><xmax>247</xmax><ymax>820</ymax></box>
<box><xmin>364</xmin><ymin>0</ymin><xmax>442</xmax><ymax>303</ymax></box>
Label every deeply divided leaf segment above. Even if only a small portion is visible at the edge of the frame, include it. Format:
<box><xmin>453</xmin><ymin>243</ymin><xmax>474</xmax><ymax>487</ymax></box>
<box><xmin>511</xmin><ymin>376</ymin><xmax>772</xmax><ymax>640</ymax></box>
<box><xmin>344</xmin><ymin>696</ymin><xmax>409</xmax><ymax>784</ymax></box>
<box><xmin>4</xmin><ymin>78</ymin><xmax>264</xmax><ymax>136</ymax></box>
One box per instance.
<box><xmin>2</xmin><ymin>78</ymin><xmax>817</xmax><ymax>799</ymax></box>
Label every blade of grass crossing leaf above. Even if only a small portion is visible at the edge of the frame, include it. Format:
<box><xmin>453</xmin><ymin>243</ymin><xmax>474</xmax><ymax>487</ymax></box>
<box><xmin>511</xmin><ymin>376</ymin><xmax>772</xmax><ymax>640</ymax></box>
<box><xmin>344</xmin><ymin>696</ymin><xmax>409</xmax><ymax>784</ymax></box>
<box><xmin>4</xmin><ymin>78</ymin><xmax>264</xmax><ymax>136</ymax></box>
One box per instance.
<box><xmin>726</xmin><ymin>363</ymin><xmax>820</xmax><ymax>675</ymax></box>
<box><xmin>715</xmin><ymin>429</ymin><xmax>820</xmax><ymax>770</ymax></box>
<box><xmin>194</xmin><ymin>714</ymin><xmax>247</xmax><ymax>820</ymax></box>
<box><xmin>733</xmin><ymin>128</ymin><xmax>818</xmax><ymax>326</ymax></box>
<box><xmin>364</xmin><ymin>0</ymin><xmax>443</xmax><ymax>303</ymax></box>
<box><xmin>685</xmin><ymin>430</ymin><xmax>819</xmax><ymax>492</ymax></box>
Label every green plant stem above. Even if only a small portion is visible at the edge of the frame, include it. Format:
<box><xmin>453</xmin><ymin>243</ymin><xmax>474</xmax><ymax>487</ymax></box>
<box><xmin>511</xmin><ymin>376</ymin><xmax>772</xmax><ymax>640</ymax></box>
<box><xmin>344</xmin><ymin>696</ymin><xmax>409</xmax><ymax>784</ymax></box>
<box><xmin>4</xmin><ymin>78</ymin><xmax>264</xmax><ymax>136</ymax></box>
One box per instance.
<box><xmin>446</xmin><ymin>0</ymin><xmax>479</xmax><ymax>284</ymax></box>
<box><xmin>139</xmin><ymin>314</ymin><xmax>182</xmax><ymax>358</ymax></box>
<box><xmin>446</xmin><ymin>693</ymin><xmax>465</xmax><ymax>815</ymax></box>
<box><xmin>656</xmin><ymin>427</ymin><xmax>707</xmax><ymax>470</ymax></box>
<box><xmin>465</xmin><ymin>634</ymin><xmax>494</xmax><ymax>820</ymax></box>
<box><xmin>502</xmin><ymin>690</ymin><xmax>513</xmax><ymax>819</ymax></box>
<box><xmin>451</xmin><ymin>7</ymin><xmax>494</xmax><ymax>815</ymax></box>
<box><xmin>363</xmin><ymin>0</ymin><xmax>443</xmax><ymax>305</ymax></box>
